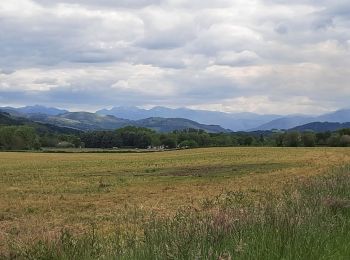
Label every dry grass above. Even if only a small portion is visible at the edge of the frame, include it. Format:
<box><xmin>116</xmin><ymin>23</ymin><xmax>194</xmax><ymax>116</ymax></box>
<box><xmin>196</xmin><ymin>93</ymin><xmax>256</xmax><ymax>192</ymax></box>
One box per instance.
<box><xmin>1</xmin><ymin>147</ymin><xmax>350</xmax><ymax>253</ymax></box>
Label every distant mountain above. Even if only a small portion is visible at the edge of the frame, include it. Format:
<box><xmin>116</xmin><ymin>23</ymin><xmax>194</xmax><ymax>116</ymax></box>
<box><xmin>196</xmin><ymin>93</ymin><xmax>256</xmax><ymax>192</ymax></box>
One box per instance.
<box><xmin>290</xmin><ymin>122</ymin><xmax>350</xmax><ymax>133</ymax></box>
<box><xmin>97</xmin><ymin>106</ymin><xmax>150</xmax><ymax>120</ymax></box>
<box><xmin>0</xmin><ymin>107</ymin><xmax>25</xmax><ymax>117</ymax></box>
<box><xmin>27</xmin><ymin>112</ymin><xmax>132</xmax><ymax>131</ymax></box>
<box><xmin>16</xmin><ymin>105</ymin><xmax>68</xmax><ymax>115</ymax></box>
<box><xmin>317</xmin><ymin>109</ymin><xmax>350</xmax><ymax>123</ymax></box>
<box><xmin>97</xmin><ymin>106</ymin><xmax>280</xmax><ymax>131</ymax></box>
<box><xmin>26</xmin><ymin>112</ymin><xmax>229</xmax><ymax>133</ymax></box>
<box><xmin>0</xmin><ymin>105</ymin><xmax>68</xmax><ymax>116</ymax></box>
<box><xmin>0</xmin><ymin>112</ymin><xmax>21</xmax><ymax>125</ymax></box>
<box><xmin>0</xmin><ymin>111</ymin><xmax>82</xmax><ymax>135</ymax></box>
<box><xmin>251</xmin><ymin>116</ymin><xmax>314</xmax><ymax>131</ymax></box>
<box><xmin>134</xmin><ymin>117</ymin><xmax>230</xmax><ymax>133</ymax></box>
<box><xmin>252</xmin><ymin>109</ymin><xmax>350</xmax><ymax>130</ymax></box>
<box><xmin>3</xmin><ymin>105</ymin><xmax>350</xmax><ymax>132</ymax></box>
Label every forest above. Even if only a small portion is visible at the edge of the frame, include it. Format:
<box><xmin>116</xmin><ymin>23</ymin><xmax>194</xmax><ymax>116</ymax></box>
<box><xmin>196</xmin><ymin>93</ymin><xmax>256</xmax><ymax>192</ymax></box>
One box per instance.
<box><xmin>1</xmin><ymin>124</ymin><xmax>350</xmax><ymax>150</ymax></box>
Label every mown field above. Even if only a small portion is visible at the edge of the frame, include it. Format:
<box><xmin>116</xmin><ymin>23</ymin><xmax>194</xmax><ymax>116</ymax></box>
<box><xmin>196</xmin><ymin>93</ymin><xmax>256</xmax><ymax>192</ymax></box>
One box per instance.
<box><xmin>1</xmin><ymin>147</ymin><xmax>350</xmax><ymax>258</ymax></box>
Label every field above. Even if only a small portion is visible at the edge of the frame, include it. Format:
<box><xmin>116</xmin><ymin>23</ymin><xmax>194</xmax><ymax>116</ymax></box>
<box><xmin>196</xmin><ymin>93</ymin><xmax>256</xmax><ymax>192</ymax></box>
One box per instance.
<box><xmin>1</xmin><ymin>147</ymin><xmax>350</xmax><ymax>258</ymax></box>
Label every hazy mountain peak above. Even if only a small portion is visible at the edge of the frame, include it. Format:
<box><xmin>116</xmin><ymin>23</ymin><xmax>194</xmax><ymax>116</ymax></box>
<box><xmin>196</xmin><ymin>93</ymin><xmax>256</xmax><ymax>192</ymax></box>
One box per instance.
<box><xmin>0</xmin><ymin>105</ymin><xmax>68</xmax><ymax>116</ymax></box>
<box><xmin>97</xmin><ymin>106</ymin><xmax>281</xmax><ymax>130</ymax></box>
<box><xmin>18</xmin><ymin>105</ymin><xmax>68</xmax><ymax>115</ymax></box>
<box><xmin>3</xmin><ymin>105</ymin><xmax>350</xmax><ymax>132</ymax></box>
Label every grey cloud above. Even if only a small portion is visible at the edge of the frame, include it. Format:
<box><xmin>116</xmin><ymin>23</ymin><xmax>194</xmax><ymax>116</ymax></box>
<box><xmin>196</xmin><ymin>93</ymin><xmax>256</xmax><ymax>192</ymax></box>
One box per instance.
<box><xmin>215</xmin><ymin>51</ymin><xmax>261</xmax><ymax>67</ymax></box>
<box><xmin>33</xmin><ymin>78</ymin><xmax>59</xmax><ymax>85</ymax></box>
<box><xmin>274</xmin><ymin>24</ymin><xmax>288</xmax><ymax>34</ymax></box>
<box><xmin>0</xmin><ymin>4</ymin><xmax>144</xmax><ymax>67</ymax></box>
<box><xmin>0</xmin><ymin>69</ymin><xmax>15</xmax><ymax>75</ymax></box>
<box><xmin>0</xmin><ymin>0</ymin><xmax>350</xmax><ymax>114</ymax></box>
<box><xmin>33</xmin><ymin>0</ymin><xmax>162</xmax><ymax>8</ymax></box>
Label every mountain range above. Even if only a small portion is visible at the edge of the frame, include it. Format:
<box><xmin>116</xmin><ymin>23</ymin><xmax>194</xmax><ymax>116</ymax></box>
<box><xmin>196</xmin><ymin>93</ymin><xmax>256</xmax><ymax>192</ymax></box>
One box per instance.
<box><xmin>98</xmin><ymin>106</ymin><xmax>350</xmax><ymax>131</ymax></box>
<box><xmin>1</xmin><ymin>105</ymin><xmax>350</xmax><ymax>132</ymax></box>
<box><xmin>252</xmin><ymin>109</ymin><xmax>350</xmax><ymax>131</ymax></box>
<box><xmin>0</xmin><ymin>111</ymin><xmax>82</xmax><ymax>135</ymax></box>
<box><xmin>0</xmin><ymin>106</ymin><xmax>229</xmax><ymax>133</ymax></box>
<box><xmin>97</xmin><ymin>106</ymin><xmax>280</xmax><ymax>131</ymax></box>
<box><xmin>29</xmin><ymin>112</ymin><xmax>229</xmax><ymax>133</ymax></box>
<box><xmin>0</xmin><ymin>105</ymin><xmax>68</xmax><ymax>116</ymax></box>
<box><xmin>290</xmin><ymin>122</ymin><xmax>350</xmax><ymax>133</ymax></box>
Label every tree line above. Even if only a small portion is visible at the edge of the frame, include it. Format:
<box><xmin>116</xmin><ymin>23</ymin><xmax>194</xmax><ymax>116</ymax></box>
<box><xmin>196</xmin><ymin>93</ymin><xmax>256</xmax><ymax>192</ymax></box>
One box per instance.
<box><xmin>1</xmin><ymin>125</ymin><xmax>350</xmax><ymax>150</ymax></box>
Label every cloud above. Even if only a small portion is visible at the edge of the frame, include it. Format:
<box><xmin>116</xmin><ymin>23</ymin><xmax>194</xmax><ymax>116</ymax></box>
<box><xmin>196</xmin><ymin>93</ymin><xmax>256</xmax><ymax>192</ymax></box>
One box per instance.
<box><xmin>32</xmin><ymin>0</ymin><xmax>162</xmax><ymax>9</ymax></box>
<box><xmin>0</xmin><ymin>0</ymin><xmax>349</xmax><ymax>114</ymax></box>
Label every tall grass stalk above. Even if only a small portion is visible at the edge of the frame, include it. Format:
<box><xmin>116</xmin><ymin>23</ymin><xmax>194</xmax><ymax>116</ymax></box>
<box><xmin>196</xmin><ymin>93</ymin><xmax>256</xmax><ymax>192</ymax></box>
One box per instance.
<box><xmin>7</xmin><ymin>166</ymin><xmax>350</xmax><ymax>259</ymax></box>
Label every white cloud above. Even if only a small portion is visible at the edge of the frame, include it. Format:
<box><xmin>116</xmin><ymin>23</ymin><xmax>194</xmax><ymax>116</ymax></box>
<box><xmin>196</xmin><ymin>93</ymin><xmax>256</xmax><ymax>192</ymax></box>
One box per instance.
<box><xmin>0</xmin><ymin>0</ymin><xmax>349</xmax><ymax>114</ymax></box>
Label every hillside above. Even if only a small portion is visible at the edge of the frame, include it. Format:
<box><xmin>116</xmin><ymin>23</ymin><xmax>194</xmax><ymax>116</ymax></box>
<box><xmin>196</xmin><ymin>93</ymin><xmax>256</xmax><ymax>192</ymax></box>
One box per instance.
<box><xmin>317</xmin><ymin>109</ymin><xmax>350</xmax><ymax>123</ymax></box>
<box><xmin>0</xmin><ymin>112</ymin><xmax>22</xmax><ymax>125</ymax></box>
<box><xmin>0</xmin><ymin>105</ymin><xmax>67</xmax><ymax>116</ymax></box>
<box><xmin>97</xmin><ymin>106</ymin><xmax>279</xmax><ymax>131</ymax></box>
<box><xmin>0</xmin><ymin>112</ymin><xmax>82</xmax><ymax>135</ymax></box>
<box><xmin>251</xmin><ymin>116</ymin><xmax>314</xmax><ymax>131</ymax></box>
<box><xmin>27</xmin><ymin>112</ymin><xmax>132</xmax><ymax>132</ymax></box>
<box><xmin>4</xmin><ymin>105</ymin><xmax>350</xmax><ymax>132</ymax></box>
<box><xmin>253</xmin><ymin>109</ymin><xmax>350</xmax><ymax>130</ymax></box>
<box><xmin>25</xmin><ymin>112</ymin><xmax>229</xmax><ymax>133</ymax></box>
<box><xmin>134</xmin><ymin>117</ymin><xmax>230</xmax><ymax>133</ymax></box>
<box><xmin>290</xmin><ymin>122</ymin><xmax>350</xmax><ymax>132</ymax></box>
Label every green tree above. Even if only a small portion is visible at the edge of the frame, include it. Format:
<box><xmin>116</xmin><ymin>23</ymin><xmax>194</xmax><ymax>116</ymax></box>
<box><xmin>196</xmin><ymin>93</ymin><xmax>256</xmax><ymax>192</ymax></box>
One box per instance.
<box><xmin>339</xmin><ymin>135</ymin><xmax>350</xmax><ymax>147</ymax></box>
<box><xmin>0</xmin><ymin>126</ymin><xmax>38</xmax><ymax>150</ymax></box>
<box><xmin>301</xmin><ymin>132</ymin><xmax>316</xmax><ymax>147</ymax></box>
<box><xmin>327</xmin><ymin>134</ymin><xmax>340</xmax><ymax>147</ymax></box>
<box><xmin>0</xmin><ymin>126</ymin><xmax>16</xmax><ymax>149</ymax></box>
<box><xmin>179</xmin><ymin>140</ymin><xmax>198</xmax><ymax>148</ymax></box>
<box><xmin>283</xmin><ymin>132</ymin><xmax>301</xmax><ymax>147</ymax></box>
<box><xmin>273</xmin><ymin>133</ymin><xmax>284</xmax><ymax>147</ymax></box>
<box><xmin>161</xmin><ymin>136</ymin><xmax>177</xmax><ymax>149</ymax></box>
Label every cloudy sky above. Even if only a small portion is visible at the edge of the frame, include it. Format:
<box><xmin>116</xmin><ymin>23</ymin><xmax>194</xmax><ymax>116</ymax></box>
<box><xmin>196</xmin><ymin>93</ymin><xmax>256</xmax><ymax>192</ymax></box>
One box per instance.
<box><xmin>0</xmin><ymin>0</ymin><xmax>349</xmax><ymax>114</ymax></box>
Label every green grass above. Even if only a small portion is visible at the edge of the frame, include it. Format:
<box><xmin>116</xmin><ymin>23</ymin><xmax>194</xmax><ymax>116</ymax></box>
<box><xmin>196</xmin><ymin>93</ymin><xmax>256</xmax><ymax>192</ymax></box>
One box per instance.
<box><xmin>7</xmin><ymin>166</ymin><xmax>350</xmax><ymax>259</ymax></box>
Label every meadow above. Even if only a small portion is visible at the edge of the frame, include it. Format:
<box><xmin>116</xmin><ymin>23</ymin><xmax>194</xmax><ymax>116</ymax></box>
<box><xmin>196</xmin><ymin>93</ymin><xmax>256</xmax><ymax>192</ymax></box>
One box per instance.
<box><xmin>1</xmin><ymin>147</ymin><xmax>350</xmax><ymax>258</ymax></box>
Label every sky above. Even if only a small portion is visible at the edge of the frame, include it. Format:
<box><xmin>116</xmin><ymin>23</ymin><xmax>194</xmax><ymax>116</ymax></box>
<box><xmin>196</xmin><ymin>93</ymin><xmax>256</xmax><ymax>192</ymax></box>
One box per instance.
<box><xmin>0</xmin><ymin>0</ymin><xmax>349</xmax><ymax>115</ymax></box>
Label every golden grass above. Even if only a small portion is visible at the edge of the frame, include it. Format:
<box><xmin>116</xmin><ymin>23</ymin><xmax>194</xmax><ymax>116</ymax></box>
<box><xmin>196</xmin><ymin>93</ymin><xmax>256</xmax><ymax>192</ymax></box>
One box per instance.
<box><xmin>1</xmin><ymin>147</ymin><xmax>350</xmax><ymax>252</ymax></box>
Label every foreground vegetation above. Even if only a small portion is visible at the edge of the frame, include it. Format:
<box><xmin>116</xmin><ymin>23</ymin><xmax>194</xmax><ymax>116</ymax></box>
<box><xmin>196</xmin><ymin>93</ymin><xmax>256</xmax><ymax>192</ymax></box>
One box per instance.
<box><xmin>1</xmin><ymin>148</ymin><xmax>350</xmax><ymax>258</ymax></box>
<box><xmin>5</xmin><ymin>164</ymin><xmax>350</xmax><ymax>259</ymax></box>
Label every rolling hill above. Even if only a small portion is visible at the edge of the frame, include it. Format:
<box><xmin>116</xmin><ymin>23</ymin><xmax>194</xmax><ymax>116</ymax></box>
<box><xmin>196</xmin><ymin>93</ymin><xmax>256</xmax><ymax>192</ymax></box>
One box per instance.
<box><xmin>134</xmin><ymin>117</ymin><xmax>230</xmax><ymax>133</ymax></box>
<box><xmin>23</xmin><ymin>112</ymin><xmax>229</xmax><ymax>133</ymax></box>
<box><xmin>290</xmin><ymin>122</ymin><xmax>350</xmax><ymax>132</ymax></box>
<box><xmin>0</xmin><ymin>112</ymin><xmax>82</xmax><ymax>135</ymax></box>
<box><xmin>0</xmin><ymin>105</ymin><xmax>67</xmax><ymax>116</ymax></box>
<box><xmin>27</xmin><ymin>112</ymin><xmax>132</xmax><ymax>131</ymax></box>
<box><xmin>97</xmin><ymin>106</ymin><xmax>280</xmax><ymax>131</ymax></box>
<box><xmin>3</xmin><ymin>105</ymin><xmax>350</xmax><ymax>132</ymax></box>
<box><xmin>317</xmin><ymin>109</ymin><xmax>350</xmax><ymax>123</ymax></box>
<box><xmin>251</xmin><ymin>116</ymin><xmax>314</xmax><ymax>131</ymax></box>
<box><xmin>253</xmin><ymin>109</ymin><xmax>350</xmax><ymax>130</ymax></box>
